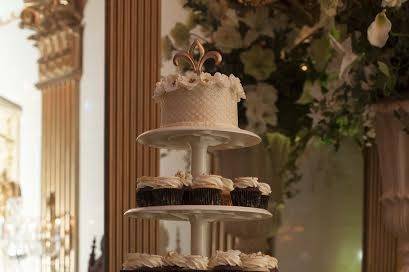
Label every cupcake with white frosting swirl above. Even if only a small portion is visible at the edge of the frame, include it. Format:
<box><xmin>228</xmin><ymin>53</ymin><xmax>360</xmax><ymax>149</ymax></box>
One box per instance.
<box><xmin>240</xmin><ymin>252</ymin><xmax>270</xmax><ymax>272</ymax></box>
<box><xmin>136</xmin><ymin>176</ymin><xmax>156</xmax><ymax>207</ymax></box>
<box><xmin>175</xmin><ymin>170</ymin><xmax>193</xmax><ymax>188</ymax></box>
<box><xmin>184</xmin><ymin>255</ymin><xmax>209</xmax><ymax>272</ymax></box>
<box><xmin>257</xmin><ymin>183</ymin><xmax>272</xmax><ymax>210</ymax></box>
<box><xmin>150</xmin><ymin>176</ymin><xmax>184</xmax><ymax>206</ymax></box>
<box><xmin>221</xmin><ymin>177</ymin><xmax>234</xmax><ymax>206</ymax></box>
<box><xmin>121</xmin><ymin>253</ymin><xmax>164</xmax><ymax>271</ymax></box>
<box><xmin>231</xmin><ymin>177</ymin><xmax>261</xmax><ymax>208</ymax></box>
<box><xmin>183</xmin><ymin>175</ymin><xmax>223</xmax><ymax>205</ymax></box>
<box><xmin>209</xmin><ymin>250</ymin><xmax>242</xmax><ymax>271</ymax></box>
<box><xmin>163</xmin><ymin>251</ymin><xmax>187</xmax><ymax>271</ymax></box>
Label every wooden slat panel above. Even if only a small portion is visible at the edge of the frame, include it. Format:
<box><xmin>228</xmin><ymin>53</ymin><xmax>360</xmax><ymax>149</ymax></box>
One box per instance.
<box><xmin>363</xmin><ymin>147</ymin><xmax>397</xmax><ymax>272</ymax></box>
<box><xmin>106</xmin><ymin>0</ymin><xmax>161</xmax><ymax>270</ymax></box>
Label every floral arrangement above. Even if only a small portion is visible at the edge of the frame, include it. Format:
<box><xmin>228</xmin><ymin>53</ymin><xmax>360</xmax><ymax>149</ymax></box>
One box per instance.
<box><xmin>163</xmin><ymin>0</ymin><xmax>409</xmax><ymax>199</ymax></box>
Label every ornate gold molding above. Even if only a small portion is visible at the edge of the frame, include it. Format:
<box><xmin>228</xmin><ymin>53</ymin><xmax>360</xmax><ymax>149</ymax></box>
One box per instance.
<box><xmin>20</xmin><ymin>0</ymin><xmax>83</xmax><ymax>88</ymax></box>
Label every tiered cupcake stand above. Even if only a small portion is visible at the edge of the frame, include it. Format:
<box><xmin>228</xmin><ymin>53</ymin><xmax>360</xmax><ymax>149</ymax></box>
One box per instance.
<box><xmin>125</xmin><ymin>126</ymin><xmax>272</xmax><ymax>256</ymax></box>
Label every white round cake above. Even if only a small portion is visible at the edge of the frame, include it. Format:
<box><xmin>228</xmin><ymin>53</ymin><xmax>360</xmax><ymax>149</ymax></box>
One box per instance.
<box><xmin>153</xmin><ymin>71</ymin><xmax>246</xmax><ymax>129</ymax></box>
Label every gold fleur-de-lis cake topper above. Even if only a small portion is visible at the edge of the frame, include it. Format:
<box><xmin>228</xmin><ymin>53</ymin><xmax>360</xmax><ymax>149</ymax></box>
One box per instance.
<box><xmin>173</xmin><ymin>39</ymin><xmax>222</xmax><ymax>75</ymax></box>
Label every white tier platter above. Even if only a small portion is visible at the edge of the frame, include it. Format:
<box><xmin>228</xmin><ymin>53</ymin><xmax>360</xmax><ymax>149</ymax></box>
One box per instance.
<box><xmin>126</xmin><ymin>205</ymin><xmax>272</xmax><ymax>255</ymax></box>
<box><xmin>124</xmin><ymin>205</ymin><xmax>272</xmax><ymax>222</ymax></box>
<box><xmin>137</xmin><ymin>126</ymin><xmax>261</xmax><ymax>151</ymax></box>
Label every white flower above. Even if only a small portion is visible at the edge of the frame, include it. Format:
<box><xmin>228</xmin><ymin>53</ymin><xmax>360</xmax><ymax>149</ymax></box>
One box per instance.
<box><xmin>179</xmin><ymin>72</ymin><xmax>200</xmax><ymax>90</ymax></box>
<box><xmin>153</xmin><ymin>81</ymin><xmax>166</xmax><ymax>100</ymax></box>
<box><xmin>308</xmin><ymin>109</ymin><xmax>325</xmax><ymax>128</ymax></box>
<box><xmin>329</xmin><ymin>35</ymin><xmax>358</xmax><ymax>80</ymax></box>
<box><xmin>229</xmin><ymin>75</ymin><xmax>246</xmax><ymax>101</ymax></box>
<box><xmin>153</xmin><ymin>74</ymin><xmax>180</xmax><ymax>99</ymax></box>
<box><xmin>163</xmin><ymin>74</ymin><xmax>180</xmax><ymax>92</ymax></box>
<box><xmin>367</xmin><ymin>10</ymin><xmax>392</xmax><ymax>48</ymax></box>
<box><xmin>240</xmin><ymin>8</ymin><xmax>275</xmax><ymax>46</ymax></box>
<box><xmin>213</xmin><ymin>21</ymin><xmax>242</xmax><ymax>53</ymax></box>
<box><xmin>244</xmin><ymin>84</ymin><xmax>278</xmax><ymax>134</ymax></box>
<box><xmin>199</xmin><ymin>72</ymin><xmax>216</xmax><ymax>87</ymax></box>
<box><xmin>213</xmin><ymin>72</ymin><xmax>230</xmax><ymax>88</ymax></box>
<box><xmin>382</xmin><ymin>0</ymin><xmax>408</xmax><ymax>7</ymax></box>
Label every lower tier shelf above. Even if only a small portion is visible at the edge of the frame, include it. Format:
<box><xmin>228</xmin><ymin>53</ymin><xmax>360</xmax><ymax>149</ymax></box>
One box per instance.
<box><xmin>124</xmin><ymin>205</ymin><xmax>272</xmax><ymax>222</ymax></box>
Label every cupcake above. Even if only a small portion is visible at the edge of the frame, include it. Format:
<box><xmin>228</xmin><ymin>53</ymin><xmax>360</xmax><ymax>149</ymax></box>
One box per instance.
<box><xmin>151</xmin><ymin>176</ymin><xmax>184</xmax><ymax>206</ymax></box>
<box><xmin>209</xmin><ymin>250</ymin><xmax>242</xmax><ymax>271</ymax></box>
<box><xmin>121</xmin><ymin>253</ymin><xmax>164</xmax><ymax>271</ymax></box>
<box><xmin>221</xmin><ymin>177</ymin><xmax>234</xmax><ymax>206</ymax></box>
<box><xmin>184</xmin><ymin>255</ymin><xmax>209</xmax><ymax>272</ymax></box>
<box><xmin>163</xmin><ymin>251</ymin><xmax>187</xmax><ymax>271</ymax></box>
<box><xmin>257</xmin><ymin>183</ymin><xmax>272</xmax><ymax>209</ymax></box>
<box><xmin>184</xmin><ymin>175</ymin><xmax>223</xmax><ymax>205</ymax></box>
<box><xmin>231</xmin><ymin>177</ymin><xmax>261</xmax><ymax>208</ymax></box>
<box><xmin>175</xmin><ymin>171</ymin><xmax>193</xmax><ymax>204</ymax></box>
<box><xmin>136</xmin><ymin>176</ymin><xmax>156</xmax><ymax>207</ymax></box>
<box><xmin>240</xmin><ymin>252</ymin><xmax>270</xmax><ymax>272</ymax></box>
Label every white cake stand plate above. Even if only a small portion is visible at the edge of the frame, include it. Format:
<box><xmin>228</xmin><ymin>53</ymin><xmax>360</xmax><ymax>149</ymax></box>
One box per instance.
<box><xmin>137</xmin><ymin>126</ymin><xmax>261</xmax><ymax>151</ymax></box>
<box><xmin>137</xmin><ymin>127</ymin><xmax>261</xmax><ymax>177</ymax></box>
<box><xmin>124</xmin><ymin>205</ymin><xmax>272</xmax><ymax>222</ymax></box>
<box><xmin>125</xmin><ymin>205</ymin><xmax>272</xmax><ymax>256</ymax></box>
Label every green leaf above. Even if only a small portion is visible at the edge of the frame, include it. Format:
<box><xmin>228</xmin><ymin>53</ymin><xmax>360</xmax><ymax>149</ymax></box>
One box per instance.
<box><xmin>297</xmin><ymin>80</ymin><xmax>314</xmax><ymax>104</ymax></box>
<box><xmin>378</xmin><ymin>61</ymin><xmax>390</xmax><ymax>78</ymax></box>
<box><xmin>170</xmin><ymin>22</ymin><xmax>190</xmax><ymax>48</ymax></box>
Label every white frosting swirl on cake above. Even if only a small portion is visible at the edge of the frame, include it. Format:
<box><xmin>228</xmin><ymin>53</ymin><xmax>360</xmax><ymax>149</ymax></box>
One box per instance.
<box><xmin>192</xmin><ymin>175</ymin><xmax>223</xmax><ymax>189</ymax></box>
<box><xmin>184</xmin><ymin>255</ymin><xmax>209</xmax><ymax>270</ymax></box>
<box><xmin>221</xmin><ymin>177</ymin><xmax>234</xmax><ymax>192</ymax></box>
<box><xmin>234</xmin><ymin>177</ymin><xmax>259</xmax><ymax>188</ymax></box>
<box><xmin>175</xmin><ymin>170</ymin><xmax>193</xmax><ymax>187</ymax></box>
<box><xmin>152</xmin><ymin>176</ymin><xmax>183</xmax><ymax>189</ymax></box>
<box><xmin>265</xmin><ymin>255</ymin><xmax>279</xmax><ymax>269</ymax></box>
<box><xmin>163</xmin><ymin>251</ymin><xmax>187</xmax><ymax>268</ymax></box>
<box><xmin>209</xmin><ymin>250</ymin><xmax>242</xmax><ymax>268</ymax></box>
<box><xmin>153</xmin><ymin>72</ymin><xmax>246</xmax><ymax>102</ymax></box>
<box><xmin>258</xmin><ymin>183</ymin><xmax>272</xmax><ymax>196</ymax></box>
<box><xmin>136</xmin><ymin>176</ymin><xmax>157</xmax><ymax>189</ymax></box>
<box><xmin>240</xmin><ymin>252</ymin><xmax>270</xmax><ymax>271</ymax></box>
<box><xmin>122</xmin><ymin>253</ymin><xmax>164</xmax><ymax>269</ymax></box>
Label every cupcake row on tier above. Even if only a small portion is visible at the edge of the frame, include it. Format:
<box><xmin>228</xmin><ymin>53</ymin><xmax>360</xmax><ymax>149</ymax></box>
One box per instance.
<box><xmin>122</xmin><ymin>250</ymin><xmax>278</xmax><ymax>272</ymax></box>
<box><xmin>136</xmin><ymin>172</ymin><xmax>272</xmax><ymax>209</ymax></box>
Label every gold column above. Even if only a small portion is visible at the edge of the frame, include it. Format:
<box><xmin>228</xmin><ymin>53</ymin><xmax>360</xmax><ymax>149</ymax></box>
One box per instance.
<box><xmin>20</xmin><ymin>1</ymin><xmax>83</xmax><ymax>271</ymax></box>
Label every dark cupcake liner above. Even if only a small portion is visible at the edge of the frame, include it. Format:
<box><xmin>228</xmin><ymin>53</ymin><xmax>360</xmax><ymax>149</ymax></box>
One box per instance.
<box><xmin>259</xmin><ymin>195</ymin><xmax>270</xmax><ymax>209</ymax></box>
<box><xmin>182</xmin><ymin>187</ymin><xmax>192</xmax><ymax>204</ymax></box>
<box><xmin>221</xmin><ymin>193</ymin><xmax>232</xmax><ymax>206</ymax></box>
<box><xmin>163</xmin><ymin>265</ymin><xmax>183</xmax><ymax>271</ymax></box>
<box><xmin>231</xmin><ymin>188</ymin><xmax>261</xmax><ymax>208</ymax></box>
<box><xmin>136</xmin><ymin>187</ymin><xmax>153</xmax><ymax>207</ymax></box>
<box><xmin>152</xmin><ymin>188</ymin><xmax>184</xmax><ymax>206</ymax></box>
<box><xmin>120</xmin><ymin>267</ymin><xmax>160</xmax><ymax>272</ymax></box>
<box><xmin>213</xmin><ymin>265</ymin><xmax>243</xmax><ymax>271</ymax></box>
<box><xmin>183</xmin><ymin>188</ymin><xmax>222</xmax><ymax>205</ymax></box>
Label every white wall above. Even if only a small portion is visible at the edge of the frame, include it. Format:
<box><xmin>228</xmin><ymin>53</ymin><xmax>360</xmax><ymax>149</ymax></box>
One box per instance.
<box><xmin>79</xmin><ymin>0</ymin><xmax>105</xmax><ymax>271</ymax></box>
<box><xmin>0</xmin><ymin>18</ymin><xmax>41</xmax><ymax>272</ymax></box>
<box><xmin>159</xmin><ymin>0</ymin><xmax>192</xmax><ymax>255</ymax></box>
<box><xmin>276</xmin><ymin>139</ymin><xmax>363</xmax><ymax>272</ymax></box>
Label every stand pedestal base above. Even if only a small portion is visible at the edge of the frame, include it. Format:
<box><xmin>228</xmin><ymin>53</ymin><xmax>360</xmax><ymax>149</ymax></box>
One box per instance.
<box><xmin>190</xmin><ymin>215</ymin><xmax>208</xmax><ymax>255</ymax></box>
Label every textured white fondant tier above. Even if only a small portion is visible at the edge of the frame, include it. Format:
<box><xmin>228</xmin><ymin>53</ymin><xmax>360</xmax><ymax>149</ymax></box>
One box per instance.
<box><xmin>158</xmin><ymin>85</ymin><xmax>238</xmax><ymax>129</ymax></box>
